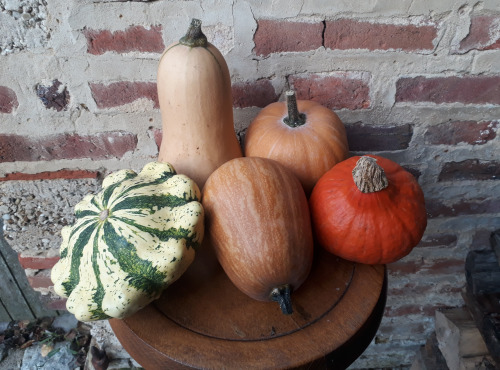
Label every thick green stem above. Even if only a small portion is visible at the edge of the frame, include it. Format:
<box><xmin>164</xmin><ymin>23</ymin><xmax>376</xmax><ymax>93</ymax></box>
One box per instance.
<box><xmin>352</xmin><ymin>156</ymin><xmax>389</xmax><ymax>193</ymax></box>
<box><xmin>179</xmin><ymin>19</ymin><xmax>208</xmax><ymax>47</ymax></box>
<box><xmin>270</xmin><ymin>284</ymin><xmax>293</xmax><ymax>315</ymax></box>
<box><xmin>283</xmin><ymin>90</ymin><xmax>306</xmax><ymax>128</ymax></box>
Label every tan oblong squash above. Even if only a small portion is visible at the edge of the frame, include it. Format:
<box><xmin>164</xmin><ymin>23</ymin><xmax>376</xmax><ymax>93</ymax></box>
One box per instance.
<box><xmin>157</xmin><ymin>19</ymin><xmax>242</xmax><ymax>189</ymax></box>
<box><xmin>202</xmin><ymin>157</ymin><xmax>314</xmax><ymax>314</ymax></box>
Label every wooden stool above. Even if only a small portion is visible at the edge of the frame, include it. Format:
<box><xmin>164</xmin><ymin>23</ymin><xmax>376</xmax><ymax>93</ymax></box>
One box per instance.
<box><xmin>110</xmin><ymin>246</ymin><xmax>387</xmax><ymax>369</ymax></box>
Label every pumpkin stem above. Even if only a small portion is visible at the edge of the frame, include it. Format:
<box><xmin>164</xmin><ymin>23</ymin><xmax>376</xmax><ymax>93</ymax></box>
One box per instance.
<box><xmin>179</xmin><ymin>18</ymin><xmax>208</xmax><ymax>48</ymax></box>
<box><xmin>352</xmin><ymin>156</ymin><xmax>389</xmax><ymax>193</ymax></box>
<box><xmin>270</xmin><ymin>284</ymin><xmax>293</xmax><ymax>315</ymax></box>
<box><xmin>283</xmin><ymin>90</ymin><xmax>306</xmax><ymax>128</ymax></box>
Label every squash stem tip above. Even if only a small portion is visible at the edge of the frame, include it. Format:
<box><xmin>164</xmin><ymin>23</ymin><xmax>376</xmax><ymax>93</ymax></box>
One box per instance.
<box><xmin>352</xmin><ymin>156</ymin><xmax>389</xmax><ymax>193</ymax></box>
<box><xmin>270</xmin><ymin>284</ymin><xmax>293</xmax><ymax>315</ymax></box>
<box><xmin>283</xmin><ymin>90</ymin><xmax>306</xmax><ymax>128</ymax></box>
<box><xmin>179</xmin><ymin>18</ymin><xmax>208</xmax><ymax>47</ymax></box>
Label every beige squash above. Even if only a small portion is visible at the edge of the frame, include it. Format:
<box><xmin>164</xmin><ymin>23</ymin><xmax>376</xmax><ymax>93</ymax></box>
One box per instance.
<box><xmin>157</xmin><ymin>19</ymin><xmax>242</xmax><ymax>189</ymax></box>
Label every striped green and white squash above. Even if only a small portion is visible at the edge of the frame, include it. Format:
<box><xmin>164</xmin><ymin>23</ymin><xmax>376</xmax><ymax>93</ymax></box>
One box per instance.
<box><xmin>51</xmin><ymin>162</ymin><xmax>204</xmax><ymax>321</ymax></box>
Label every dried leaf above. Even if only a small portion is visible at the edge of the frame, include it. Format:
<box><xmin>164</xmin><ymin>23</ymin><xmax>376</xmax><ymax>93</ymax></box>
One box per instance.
<box><xmin>20</xmin><ymin>339</ymin><xmax>34</xmax><ymax>349</ymax></box>
<box><xmin>64</xmin><ymin>329</ymin><xmax>77</xmax><ymax>342</ymax></box>
<box><xmin>17</xmin><ymin>320</ymin><xmax>30</xmax><ymax>330</ymax></box>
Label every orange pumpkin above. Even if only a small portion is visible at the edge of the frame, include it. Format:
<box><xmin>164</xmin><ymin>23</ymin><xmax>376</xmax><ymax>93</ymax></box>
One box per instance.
<box><xmin>244</xmin><ymin>90</ymin><xmax>349</xmax><ymax>195</ymax></box>
<box><xmin>309</xmin><ymin>155</ymin><xmax>427</xmax><ymax>264</ymax></box>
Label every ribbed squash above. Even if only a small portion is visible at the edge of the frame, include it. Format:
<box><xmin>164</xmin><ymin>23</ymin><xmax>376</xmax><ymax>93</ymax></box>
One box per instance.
<box><xmin>310</xmin><ymin>155</ymin><xmax>427</xmax><ymax>264</ymax></box>
<box><xmin>244</xmin><ymin>90</ymin><xmax>348</xmax><ymax>195</ymax></box>
<box><xmin>51</xmin><ymin>162</ymin><xmax>204</xmax><ymax>321</ymax></box>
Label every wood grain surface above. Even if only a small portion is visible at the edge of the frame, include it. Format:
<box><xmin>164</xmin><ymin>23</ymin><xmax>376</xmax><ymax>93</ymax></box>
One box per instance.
<box><xmin>110</xmin><ymin>244</ymin><xmax>387</xmax><ymax>369</ymax></box>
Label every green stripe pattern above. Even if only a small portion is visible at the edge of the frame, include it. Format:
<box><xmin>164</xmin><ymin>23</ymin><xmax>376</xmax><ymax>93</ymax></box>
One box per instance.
<box><xmin>51</xmin><ymin>162</ymin><xmax>204</xmax><ymax>321</ymax></box>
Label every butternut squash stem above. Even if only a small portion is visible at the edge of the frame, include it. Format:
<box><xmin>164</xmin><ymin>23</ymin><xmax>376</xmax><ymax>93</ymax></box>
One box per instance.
<box><xmin>283</xmin><ymin>90</ymin><xmax>306</xmax><ymax>128</ymax></box>
<box><xmin>179</xmin><ymin>18</ymin><xmax>208</xmax><ymax>47</ymax></box>
<box><xmin>352</xmin><ymin>156</ymin><xmax>389</xmax><ymax>193</ymax></box>
<box><xmin>270</xmin><ymin>284</ymin><xmax>293</xmax><ymax>315</ymax></box>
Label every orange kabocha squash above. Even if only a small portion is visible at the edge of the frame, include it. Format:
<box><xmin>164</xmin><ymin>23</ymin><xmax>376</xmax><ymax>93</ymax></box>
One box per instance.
<box><xmin>202</xmin><ymin>157</ymin><xmax>314</xmax><ymax>314</ymax></box>
<box><xmin>310</xmin><ymin>155</ymin><xmax>427</xmax><ymax>264</ymax></box>
<box><xmin>157</xmin><ymin>19</ymin><xmax>242</xmax><ymax>189</ymax></box>
<box><xmin>244</xmin><ymin>90</ymin><xmax>349</xmax><ymax>195</ymax></box>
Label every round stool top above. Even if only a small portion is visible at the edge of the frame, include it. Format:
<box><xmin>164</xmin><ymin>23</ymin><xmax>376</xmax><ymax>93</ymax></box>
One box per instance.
<box><xmin>110</xmin><ymin>246</ymin><xmax>386</xmax><ymax>369</ymax></box>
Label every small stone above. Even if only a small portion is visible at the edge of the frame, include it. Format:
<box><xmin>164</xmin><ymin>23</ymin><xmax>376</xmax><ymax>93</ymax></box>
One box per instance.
<box><xmin>21</xmin><ymin>342</ymin><xmax>76</xmax><ymax>370</ymax></box>
<box><xmin>52</xmin><ymin>314</ymin><xmax>79</xmax><ymax>333</ymax></box>
<box><xmin>3</xmin><ymin>0</ymin><xmax>21</xmax><ymax>12</ymax></box>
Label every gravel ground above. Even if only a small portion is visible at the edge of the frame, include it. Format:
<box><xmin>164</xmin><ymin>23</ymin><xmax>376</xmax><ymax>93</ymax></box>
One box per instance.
<box><xmin>0</xmin><ymin>178</ymin><xmax>100</xmax><ymax>257</ymax></box>
<box><xmin>0</xmin><ymin>315</ymin><xmax>142</xmax><ymax>370</ymax></box>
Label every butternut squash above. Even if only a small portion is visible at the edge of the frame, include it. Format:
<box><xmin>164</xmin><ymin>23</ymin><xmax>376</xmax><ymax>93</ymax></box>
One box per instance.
<box><xmin>157</xmin><ymin>19</ymin><xmax>242</xmax><ymax>189</ymax></box>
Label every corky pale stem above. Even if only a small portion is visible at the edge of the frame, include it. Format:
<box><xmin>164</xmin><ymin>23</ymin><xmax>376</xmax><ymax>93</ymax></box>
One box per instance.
<box><xmin>352</xmin><ymin>156</ymin><xmax>389</xmax><ymax>193</ymax></box>
<box><xmin>179</xmin><ymin>18</ymin><xmax>208</xmax><ymax>47</ymax></box>
<box><xmin>283</xmin><ymin>90</ymin><xmax>306</xmax><ymax>128</ymax></box>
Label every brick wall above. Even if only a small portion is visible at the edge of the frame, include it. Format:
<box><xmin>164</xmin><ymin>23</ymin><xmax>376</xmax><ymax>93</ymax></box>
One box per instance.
<box><xmin>1</xmin><ymin>0</ymin><xmax>499</xmax><ymax>368</ymax></box>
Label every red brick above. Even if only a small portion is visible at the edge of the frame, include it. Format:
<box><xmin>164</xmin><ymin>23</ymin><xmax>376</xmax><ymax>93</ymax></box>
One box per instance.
<box><xmin>42</xmin><ymin>296</ymin><xmax>67</xmax><ymax>311</ymax></box>
<box><xmin>458</xmin><ymin>15</ymin><xmax>500</xmax><ymax>53</ymax></box>
<box><xmin>396</xmin><ymin>76</ymin><xmax>500</xmax><ymax>105</ymax></box>
<box><xmin>388</xmin><ymin>258</ymin><xmax>465</xmax><ymax>276</ymax></box>
<box><xmin>232</xmin><ymin>79</ymin><xmax>279</xmax><ymax>108</ymax></box>
<box><xmin>253</xmin><ymin>19</ymin><xmax>324</xmax><ymax>56</ymax></box>
<box><xmin>0</xmin><ymin>86</ymin><xmax>18</xmax><ymax>113</ymax></box>
<box><xmin>90</xmin><ymin>81</ymin><xmax>159</xmax><ymax>109</ymax></box>
<box><xmin>28</xmin><ymin>275</ymin><xmax>54</xmax><ymax>289</ymax></box>
<box><xmin>84</xmin><ymin>25</ymin><xmax>164</xmax><ymax>55</ymax></box>
<box><xmin>388</xmin><ymin>282</ymin><xmax>462</xmax><ymax>296</ymax></box>
<box><xmin>438</xmin><ymin>159</ymin><xmax>500</xmax><ymax>181</ymax></box>
<box><xmin>325</xmin><ymin>19</ymin><xmax>437</xmax><ymax>51</ymax></box>
<box><xmin>425</xmin><ymin>259</ymin><xmax>465</xmax><ymax>274</ymax></box>
<box><xmin>426</xmin><ymin>197</ymin><xmax>500</xmax><ymax>218</ymax></box>
<box><xmin>0</xmin><ymin>131</ymin><xmax>137</xmax><ymax>163</ymax></box>
<box><xmin>149</xmin><ymin>127</ymin><xmax>163</xmax><ymax>150</ymax></box>
<box><xmin>345</xmin><ymin>122</ymin><xmax>413</xmax><ymax>151</ymax></box>
<box><xmin>289</xmin><ymin>73</ymin><xmax>370</xmax><ymax>110</ymax></box>
<box><xmin>425</xmin><ymin>120</ymin><xmax>498</xmax><ymax>145</ymax></box>
<box><xmin>388</xmin><ymin>260</ymin><xmax>423</xmax><ymax>275</ymax></box>
<box><xmin>18</xmin><ymin>255</ymin><xmax>60</xmax><ymax>269</ymax></box>
<box><xmin>0</xmin><ymin>169</ymin><xmax>99</xmax><ymax>182</ymax></box>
